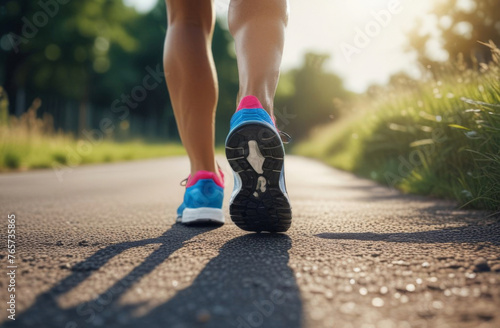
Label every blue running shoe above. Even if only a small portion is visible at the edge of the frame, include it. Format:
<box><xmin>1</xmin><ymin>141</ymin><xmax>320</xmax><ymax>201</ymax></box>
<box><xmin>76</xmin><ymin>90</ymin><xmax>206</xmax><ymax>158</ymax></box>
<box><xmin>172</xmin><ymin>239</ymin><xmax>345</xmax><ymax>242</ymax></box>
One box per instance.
<box><xmin>177</xmin><ymin>170</ymin><xmax>225</xmax><ymax>225</ymax></box>
<box><xmin>225</xmin><ymin>95</ymin><xmax>292</xmax><ymax>232</ymax></box>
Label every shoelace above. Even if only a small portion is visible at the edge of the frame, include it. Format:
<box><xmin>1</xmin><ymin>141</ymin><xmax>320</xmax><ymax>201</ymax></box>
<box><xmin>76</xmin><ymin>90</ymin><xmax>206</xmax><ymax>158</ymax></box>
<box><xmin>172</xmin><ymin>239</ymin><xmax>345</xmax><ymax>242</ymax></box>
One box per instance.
<box><xmin>279</xmin><ymin>131</ymin><xmax>292</xmax><ymax>144</ymax></box>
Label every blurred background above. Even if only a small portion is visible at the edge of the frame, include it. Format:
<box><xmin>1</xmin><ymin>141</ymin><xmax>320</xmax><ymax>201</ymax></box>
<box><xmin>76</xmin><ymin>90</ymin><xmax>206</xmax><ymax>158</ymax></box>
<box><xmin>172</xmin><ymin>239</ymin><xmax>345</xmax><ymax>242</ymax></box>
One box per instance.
<box><xmin>0</xmin><ymin>0</ymin><xmax>499</xmax><ymax>209</ymax></box>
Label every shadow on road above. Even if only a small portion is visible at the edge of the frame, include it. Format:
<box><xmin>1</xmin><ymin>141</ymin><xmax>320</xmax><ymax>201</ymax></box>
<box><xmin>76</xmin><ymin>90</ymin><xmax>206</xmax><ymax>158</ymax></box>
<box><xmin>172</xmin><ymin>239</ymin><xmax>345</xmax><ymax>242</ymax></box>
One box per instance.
<box><xmin>8</xmin><ymin>225</ymin><xmax>302</xmax><ymax>328</ymax></box>
<box><xmin>121</xmin><ymin>233</ymin><xmax>302</xmax><ymax>328</ymax></box>
<box><xmin>316</xmin><ymin>223</ymin><xmax>500</xmax><ymax>245</ymax></box>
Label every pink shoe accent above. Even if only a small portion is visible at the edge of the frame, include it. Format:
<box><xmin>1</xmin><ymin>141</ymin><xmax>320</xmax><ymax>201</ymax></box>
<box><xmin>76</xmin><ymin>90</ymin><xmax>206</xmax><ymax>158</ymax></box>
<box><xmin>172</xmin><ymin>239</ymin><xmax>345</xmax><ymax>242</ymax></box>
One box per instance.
<box><xmin>186</xmin><ymin>169</ymin><xmax>224</xmax><ymax>188</ymax></box>
<box><xmin>236</xmin><ymin>95</ymin><xmax>277</xmax><ymax>128</ymax></box>
<box><xmin>236</xmin><ymin>95</ymin><xmax>264</xmax><ymax>112</ymax></box>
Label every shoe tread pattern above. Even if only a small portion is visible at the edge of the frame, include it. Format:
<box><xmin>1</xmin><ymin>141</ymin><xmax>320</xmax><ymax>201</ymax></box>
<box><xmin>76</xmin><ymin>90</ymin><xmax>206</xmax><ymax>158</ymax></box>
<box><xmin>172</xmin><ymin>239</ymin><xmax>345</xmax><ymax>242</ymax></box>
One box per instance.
<box><xmin>226</xmin><ymin>124</ymin><xmax>292</xmax><ymax>233</ymax></box>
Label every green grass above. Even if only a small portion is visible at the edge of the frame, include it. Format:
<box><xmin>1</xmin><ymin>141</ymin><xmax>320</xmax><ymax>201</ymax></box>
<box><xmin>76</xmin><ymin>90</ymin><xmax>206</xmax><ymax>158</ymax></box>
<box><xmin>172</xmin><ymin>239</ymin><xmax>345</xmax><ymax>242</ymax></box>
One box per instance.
<box><xmin>0</xmin><ymin>96</ymin><xmax>185</xmax><ymax>171</ymax></box>
<box><xmin>296</xmin><ymin>44</ymin><xmax>500</xmax><ymax>211</ymax></box>
<box><xmin>0</xmin><ymin>134</ymin><xmax>186</xmax><ymax>171</ymax></box>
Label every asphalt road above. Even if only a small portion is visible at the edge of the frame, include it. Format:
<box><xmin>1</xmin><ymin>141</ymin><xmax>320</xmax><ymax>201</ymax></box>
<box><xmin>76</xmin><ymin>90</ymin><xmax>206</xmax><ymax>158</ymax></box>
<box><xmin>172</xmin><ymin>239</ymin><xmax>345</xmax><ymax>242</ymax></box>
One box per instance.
<box><xmin>0</xmin><ymin>156</ymin><xmax>499</xmax><ymax>328</ymax></box>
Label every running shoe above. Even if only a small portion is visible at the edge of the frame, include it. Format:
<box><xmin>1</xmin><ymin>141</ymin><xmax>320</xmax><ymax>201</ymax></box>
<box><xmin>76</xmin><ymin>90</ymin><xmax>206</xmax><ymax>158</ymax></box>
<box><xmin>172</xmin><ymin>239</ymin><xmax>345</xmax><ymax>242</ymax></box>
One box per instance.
<box><xmin>177</xmin><ymin>170</ymin><xmax>225</xmax><ymax>225</ymax></box>
<box><xmin>225</xmin><ymin>95</ymin><xmax>292</xmax><ymax>232</ymax></box>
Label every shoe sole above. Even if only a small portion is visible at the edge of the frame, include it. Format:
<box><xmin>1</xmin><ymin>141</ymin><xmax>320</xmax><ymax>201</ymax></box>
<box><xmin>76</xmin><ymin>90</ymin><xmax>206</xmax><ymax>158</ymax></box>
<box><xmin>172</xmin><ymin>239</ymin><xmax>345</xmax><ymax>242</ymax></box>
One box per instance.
<box><xmin>225</xmin><ymin>123</ymin><xmax>292</xmax><ymax>233</ymax></box>
<box><xmin>181</xmin><ymin>208</ymin><xmax>225</xmax><ymax>225</ymax></box>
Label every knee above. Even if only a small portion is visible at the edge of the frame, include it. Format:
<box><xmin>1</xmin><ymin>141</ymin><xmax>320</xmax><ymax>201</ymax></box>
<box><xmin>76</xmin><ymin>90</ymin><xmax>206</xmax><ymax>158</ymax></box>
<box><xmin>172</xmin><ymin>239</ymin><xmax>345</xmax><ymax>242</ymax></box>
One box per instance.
<box><xmin>166</xmin><ymin>0</ymin><xmax>214</xmax><ymax>31</ymax></box>
<box><xmin>229</xmin><ymin>0</ymin><xmax>288</xmax><ymax>33</ymax></box>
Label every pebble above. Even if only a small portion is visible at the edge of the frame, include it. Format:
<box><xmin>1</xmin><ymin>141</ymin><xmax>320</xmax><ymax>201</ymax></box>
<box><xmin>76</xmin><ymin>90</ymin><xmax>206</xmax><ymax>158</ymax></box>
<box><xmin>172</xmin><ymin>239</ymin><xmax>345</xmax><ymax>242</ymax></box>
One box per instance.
<box><xmin>78</xmin><ymin>240</ymin><xmax>89</xmax><ymax>247</ymax></box>
<box><xmin>406</xmin><ymin>284</ymin><xmax>416</xmax><ymax>292</ymax></box>
<box><xmin>446</xmin><ymin>262</ymin><xmax>463</xmax><ymax>269</ymax></box>
<box><xmin>427</xmin><ymin>284</ymin><xmax>442</xmax><ymax>291</ymax></box>
<box><xmin>372</xmin><ymin>297</ymin><xmax>384</xmax><ymax>307</ymax></box>
<box><xmin>418</xmin><ymin>309</ymin><xmax>435</xmax><ymax>318</ymax></box>
<box><xmin>196</xmin><ymin>309</ymin><xmax>211</xmax><ymax>323</ymax></box>
<box><xmin>475</xmin><ymin>244</ymin><xmax>485</xmax><ymax>251</ymax></box>
<box><xmin>60</xmin><ymin>263</ymin><xmax>71</xmax><ymax>270</ymax></box>
<box><xmin>432</xmin><ymin>300</ymin><xmax>444</xmax><ymax>310</ymax></box>
<box><xmin>465</xmin><ymin>272</ymin><xmax>477</xmax><ymax>279</ymax></box>
<box><xmin>473</xmin><ymin>258</ymin><xmax>490</xmax><ymax>272</ymax></box>
<box><xmin>491</xmin><ymin>264</ymin><xmax>500</xmax><ymax>272</ymax></box>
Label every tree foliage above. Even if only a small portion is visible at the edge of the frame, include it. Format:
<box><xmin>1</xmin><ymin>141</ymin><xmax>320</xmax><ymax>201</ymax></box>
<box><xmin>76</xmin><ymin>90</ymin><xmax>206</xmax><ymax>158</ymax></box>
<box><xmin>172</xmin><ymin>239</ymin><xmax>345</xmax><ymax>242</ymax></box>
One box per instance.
<box><xmin>0</xmin><ymin>0</ymin><xmax>239</xmax><ymax>142</ymax></box>
<box><xmin>275</xmin><ymin>53</ymin><xmax>351</xmax><ymax>141</ymax></box>
<box><xmin>1</xmin><ymin>0</ymin><xmax>138</xmax><ymax>99</ymax></box>
<box><xmin>408</xmin><ymin>0</ymin><xmax>500</xmax><ymax>67</ymax></box>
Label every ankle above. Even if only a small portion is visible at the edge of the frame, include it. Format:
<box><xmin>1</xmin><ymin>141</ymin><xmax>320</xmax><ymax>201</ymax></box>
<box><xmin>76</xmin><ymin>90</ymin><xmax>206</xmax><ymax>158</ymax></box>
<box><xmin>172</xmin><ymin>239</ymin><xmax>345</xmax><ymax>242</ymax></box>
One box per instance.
<box><xmin>237</xmin><ymin>92</ymin><xmax>274</xmax><ymax>116</ymax></box>
<box><xmin>190</xmin><ymin>161</ymin><xmax>220</xmax><ymax>178</ymax></box>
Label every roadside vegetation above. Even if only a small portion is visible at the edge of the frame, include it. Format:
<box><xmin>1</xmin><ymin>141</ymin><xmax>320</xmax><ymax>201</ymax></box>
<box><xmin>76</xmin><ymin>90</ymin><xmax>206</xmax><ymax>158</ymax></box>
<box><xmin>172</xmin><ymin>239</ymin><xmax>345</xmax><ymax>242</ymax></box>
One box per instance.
<box><xmin>296</xmin><ymin>43</ymin><xmax>500</xmax><ymax>211</ymax></box>
<box><xmin>0</xmin><ymin>92</ymin><xmax>185</xmax><ymax>171</ymax></box>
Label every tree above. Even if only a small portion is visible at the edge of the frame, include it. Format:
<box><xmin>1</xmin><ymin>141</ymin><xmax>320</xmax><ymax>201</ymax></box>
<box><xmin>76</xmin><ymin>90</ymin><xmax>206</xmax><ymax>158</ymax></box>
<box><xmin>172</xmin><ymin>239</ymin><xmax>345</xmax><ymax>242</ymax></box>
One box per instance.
<box><xmin>0</xmin><ymin>0</ymin><xmax>138</xmax><ymax>102</ymax></box>
<box><xmin>408</xmin><ymin>0</ymin><xmax>500</xmax><ymax>67</ymax></box>
<box><xmin>275</xmin><ymin>53</ymin><xmax>351</xmax><ymax>141</ymax></box>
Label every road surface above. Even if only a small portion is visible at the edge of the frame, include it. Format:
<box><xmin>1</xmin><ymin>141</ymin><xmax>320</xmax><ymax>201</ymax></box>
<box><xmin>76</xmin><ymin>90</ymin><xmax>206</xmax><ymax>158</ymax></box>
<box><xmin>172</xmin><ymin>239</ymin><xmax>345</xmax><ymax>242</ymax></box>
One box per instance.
<box><xmin>0</xmin><ymin>156</ymin><xmax>499</xmax><ymax>328</ymax></box>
